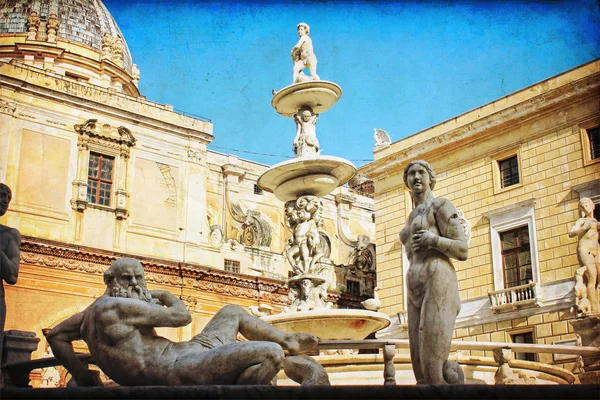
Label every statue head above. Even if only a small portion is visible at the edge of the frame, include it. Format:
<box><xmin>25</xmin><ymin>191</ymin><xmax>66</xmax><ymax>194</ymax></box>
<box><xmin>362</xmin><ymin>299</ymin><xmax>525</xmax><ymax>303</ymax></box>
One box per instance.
<box><xmin>103</xmin><ymin>258</ymin><xmax>155</xmax><ymax>303</ymax></box>
<box><xmin>297</xmin><ymin>22</ymin><xmax>310</xmax><ymax>35</ymax></box>
<box><xmin>403</xmin><ymin>160</ymin><xmax>436</xmax><ymax>191</ymax></box>
<box><xmin>579</xmin><ymin>197</ymin><xmax>595</xmax><ymax>216</ymax></box>
<box><xmin>0</xmin><ymin>183</ymin><xmax>12</xmax><ymax>217</ymax></box>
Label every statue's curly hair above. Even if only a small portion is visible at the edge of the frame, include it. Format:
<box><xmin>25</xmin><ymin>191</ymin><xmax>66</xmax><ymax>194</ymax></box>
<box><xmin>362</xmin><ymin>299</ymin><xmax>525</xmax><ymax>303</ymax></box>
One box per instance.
<box><xmin>0</xmin><ymin>183</ymin><xmax>12</xmax><ymax>202</ymax></box>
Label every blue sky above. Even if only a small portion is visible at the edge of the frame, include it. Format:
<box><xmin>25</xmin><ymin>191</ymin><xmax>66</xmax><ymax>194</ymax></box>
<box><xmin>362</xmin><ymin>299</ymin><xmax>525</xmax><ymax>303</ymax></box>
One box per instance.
<box><xmin>103</xmin><ymin>0</ymin><xmax>599</xmax><ymax>167</ymax></box>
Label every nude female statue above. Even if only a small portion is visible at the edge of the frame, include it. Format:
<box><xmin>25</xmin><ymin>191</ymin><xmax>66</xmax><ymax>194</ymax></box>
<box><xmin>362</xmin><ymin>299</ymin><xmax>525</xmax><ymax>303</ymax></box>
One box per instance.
<box><xmin>399</xmin><ymin>160</ymin><xmax>467</xmax><ymax>384</ymax></box>
<box><xmin>568</xmin><ymin>197</ymin><xmax>599</xmax><ymax>313</ymax></box>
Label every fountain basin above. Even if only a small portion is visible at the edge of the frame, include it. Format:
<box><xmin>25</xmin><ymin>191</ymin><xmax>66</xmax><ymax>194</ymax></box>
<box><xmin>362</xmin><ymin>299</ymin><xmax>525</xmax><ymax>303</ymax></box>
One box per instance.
<box><xmin>261</xmin><ymin>309</ymin><xmax>391</xmax><ymax>340</ymax></box>
<box><xmin>272</xmin><ymin>81</ymin><xmax>342</xmax><ymax>117</ymax></box>
<box><xmin>257</xmin><ymin>156</ymin><xmax>356</xmax><ymax>202</ymax></box>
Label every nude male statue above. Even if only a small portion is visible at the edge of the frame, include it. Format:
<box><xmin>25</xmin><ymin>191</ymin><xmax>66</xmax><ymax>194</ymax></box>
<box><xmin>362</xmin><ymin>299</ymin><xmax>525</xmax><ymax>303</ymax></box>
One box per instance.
<box><xmin>46</xmin><ymin>258</ymin><xmax>321</xmax><ymax>386</ymax></box>
<box><xmin>568</xmin><ymin>197</ymin><xmax>600</xmax><ymax>313</ymax></box>
<box><xmin>291</xmin><ymin>22</ymin><xmax>319</xmax><ymax>83</ymax></box>
<box><xmin>399</xmin><ymin>160</ymin><xmax>467</xmax><ymax>385</ymax></box>
<box><xmin>0</xmin><ymin>183</ymin><xmax>21</xmax><ymax>383</ymax></box>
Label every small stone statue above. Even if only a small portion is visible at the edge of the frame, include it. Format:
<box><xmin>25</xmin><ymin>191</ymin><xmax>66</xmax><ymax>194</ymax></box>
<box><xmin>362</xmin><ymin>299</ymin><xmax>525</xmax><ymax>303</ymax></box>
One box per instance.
<box><xmin>0</xmin><ymin>183</ymin><xmax>21</xmax><ymax>383</ymax></box>
<box><xmin>568</xmin><ymin>197</ymin><xmax>599</xmax><ymax>314</ymax></box>
<box><xmin>27</xmin><ymin>10</ymin><xmax>40</xmax><ymax>40</ymax></box>
<box><xmin>46</xmin><ymin>12</ymin><xmax>60</xmax><ymax>43</ymax></box>
<box><xmin>399</xmin><ymin>160</ymin><xmax>467</xmax><ymax>384</ymax></box>
<box><xmin>101</xmin><ymin>32</ymin><xmax>114</xmax><ymax>60</ymax></box>
<box><xmin>47</xmin><ymin>258</ymin><xmax>324</xmax><ymax>386</ymax></box>
<box><xmin>293</xmin><ymin>108</ymin><xmax>319</xmax><ymax>157</ymax></box>
<box><xmin>291</xmin><ymin>22</ymin><xmax>320</xmax><ymax>83</ymax></box>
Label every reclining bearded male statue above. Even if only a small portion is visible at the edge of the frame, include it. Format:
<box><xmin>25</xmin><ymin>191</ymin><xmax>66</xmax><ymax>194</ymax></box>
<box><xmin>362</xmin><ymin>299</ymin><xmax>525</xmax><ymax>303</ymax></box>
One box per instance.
<box><xmin>47</xmin><ymin>258</ymin><xmax>328</xmax><ymax>386</ymax></box>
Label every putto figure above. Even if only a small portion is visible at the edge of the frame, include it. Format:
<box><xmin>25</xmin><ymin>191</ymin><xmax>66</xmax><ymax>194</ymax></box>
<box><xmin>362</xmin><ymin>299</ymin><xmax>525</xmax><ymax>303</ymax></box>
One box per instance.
<box><xmin>291</xmin><ymin>22</ymin><xmax>320</xmax><ymax>83</ymax></box>
<box><xmin>399</xmin><ymin>160</ymin><xmax>467</xmax><ymax>384</ymax></box>
<box><xmin>293</xmin><ymin>108</ymin><xmax>320</xmax><ymax>157</ymax></box>
<box><xmin>47</xmin><ymin>258</ymin><xmax>323</xmax><ymax>386</ymax></box>
<box><xmin>0</xmin><ymin>183</ymin><xmax>21</xmax><ymax>383</ymax></box>
<box><xmin>568</xmin><ymin>197</ymin><xmax>599</xmax><ymax>314</ymax></box>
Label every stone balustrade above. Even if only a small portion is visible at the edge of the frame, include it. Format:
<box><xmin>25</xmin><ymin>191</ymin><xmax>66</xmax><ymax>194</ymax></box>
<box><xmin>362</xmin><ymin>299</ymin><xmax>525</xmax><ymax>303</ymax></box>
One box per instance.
<box><xmin>487</xmin><ymin>281</ymin><xmax>539</xmax><ymax>313</ymax></box>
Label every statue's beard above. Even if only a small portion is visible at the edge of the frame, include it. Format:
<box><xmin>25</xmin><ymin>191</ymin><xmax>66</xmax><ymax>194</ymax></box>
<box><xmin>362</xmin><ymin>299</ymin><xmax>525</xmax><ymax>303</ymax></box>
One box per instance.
<box><xmin>110</xmin><ymin>284</ymin><xmax>156</xmax><ymax>304</ymax></box>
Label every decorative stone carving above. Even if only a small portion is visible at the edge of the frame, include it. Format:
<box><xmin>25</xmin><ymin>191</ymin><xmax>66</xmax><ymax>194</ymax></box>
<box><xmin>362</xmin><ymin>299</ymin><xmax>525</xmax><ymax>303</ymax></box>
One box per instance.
<box><xmin>27</xmin><ymin>11</ymin><xmax>40</xmax><ymax>40</ymax></box>
<box><xmin>456</xmin><ymin>209</ymin><xmax>471</xmax><ymax>245</ymax></box>
<box><xmin>241</xmin><ymin>210</ymin><xmax>272</xmax><ymax>248</ymax></box>
<box><xmin>209</xmin><ymin>224</ymin><xmax>224</xmax><ymax>248</ymax></box>
<box><xmin>349</xmin><ymin>234</ymin><xmax>375</xmax><ymax>272</ymax></box>
<box><xmin>493</xmin><ymin>348</ymin><xmax>536</xmax><ymax>384</ymax></box>
<box><xmin>0</xmin><ymin>100</ymin><xmax>17</xmax><ymax>115</ymax></box>
<box><xmin>111</xmin><ymin>37</ymin><xmax>124</xmax><ymax>67</ymax></box>
<box><xmin>570</xmin><ymin>316</ymin><xmax>600</xmax><ymax>384</ymax></box>
<box><xmin>293</xmin><ymin>108</ymin><xmax>319</xmax><ymax>157</ymax></box>
<box><xmin>568</xmin><ymin>197</ymin><xmax>599</xmax><ymax>315</ymax></box>
<box><xmin>101</xmin><ymin>32</ymin><xmax>114</xmax><ymax>60</ymax></box>
<box><xmin>46</xmin><ymin>12</ymin><xmax>60</xmax><ymax>43</ymax></box>
<box><xmin>131</xmin><ymin>64</ymin><xmax>140</xmax><ymax>86</ymax></box>
<box><xmin>373</xmin><ymin>128</ymin><xmax>391</xmax><ymax>151</ymax></box>
<box><xmin>399</xmin><ymin>160</ymin><xmax>468</xmax><ymax>384</ymax></box>
<box><xmin>1</xmin><ymin>183</ymin><xmax>21</xmax><ymax>382</ymax></box>
<box><xmin>291</xmin><ymin>22</ymin><xmax>319</xmax><ymax>83</ymax></box>
<box><xmin>46</xmin><ymin>258</ymin><xmax>326</xmax><ymax>386</ymax></box>
<box><xmin>284</xmin><ymin>195</ymin><xmax>327</xmax><ymax>275</ymax></box>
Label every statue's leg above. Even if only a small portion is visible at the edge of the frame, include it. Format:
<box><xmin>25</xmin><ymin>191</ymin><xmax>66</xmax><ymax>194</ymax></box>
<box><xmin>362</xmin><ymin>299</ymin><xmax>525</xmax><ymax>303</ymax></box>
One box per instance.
<box><xmin>175</xmin><ymin>341</ymin><xmax>285</xmax><ymax>385</ymax></box>
<box><xmin>407</xmin><ymin>299</ymin><xmax>424</xmax><ymax>384</ymax></box>
<box><xmin>584</xmin><ymin>265</ymin><xmax>598</xmax><ymax>312</ymax></box>
<box><xmin>419</xmin><ymin>271</ymin><xmax>460</xmax><ymax>384</ymax></box>
<box><xmin>201</xmin><ymin>305</ymin><xmax>318</xmax><ymax>355</ymax></box>
<box><xmin>307</xmin><ymin>57</ymin><xmax>319</xmax><ymax>80</ymax></box>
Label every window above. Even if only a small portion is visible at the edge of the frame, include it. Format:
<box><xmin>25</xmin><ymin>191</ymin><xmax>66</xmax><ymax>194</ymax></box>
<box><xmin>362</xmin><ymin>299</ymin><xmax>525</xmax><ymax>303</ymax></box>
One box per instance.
<box><xmin>498</xmin><ymin>156</ymin><xmax>519</xmax><ymax>188</ymax></box>
<box><xmin>500</xmin><ymin>226</ymin><xmax>532</xmax><ymax>288</ymax></box>
<box><xmin>224</xmin><ymin>259</ymin><xmax>240</xmax><ymax>274</ymax></box>
<box><xmin>588</xmin><ymin>126</ymin><xmax>600</xmax><ymax>160</ymax></box>
<box><xmin>347</xmin><ymin>280</ymin><xmax>360</xmax><ymax>297</ymax></box>
<box><xmin>484</xmin><ymin>199</ymin><xmax>540</xmax><ymax>291</ymax></box>
<box><xmin>491</xmin><ymin>147</ymin><xmax>522</xmax><ymax>193</ymax></box>
<box><xmin>511</xmin><ymin>331</ymin><xmax>535</xmax><ymax>362</ymax></box>
<box><xmin>87</xmin><ymin>153</ymin><xmax>114</xmax><ymax>206</ymax></box>
<box><xmin>580</xmin><ymin>119</ymin><xmax>600</xmax><ymax>166</ymax></box>
<box><xmin>253</xmin><ymin>184</ymin><xmax>263</xmax><ymax>195</ymax></box>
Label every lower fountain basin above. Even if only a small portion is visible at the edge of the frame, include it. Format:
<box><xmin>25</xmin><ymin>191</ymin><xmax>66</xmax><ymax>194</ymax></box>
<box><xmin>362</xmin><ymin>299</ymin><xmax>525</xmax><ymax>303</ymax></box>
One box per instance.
<box><xmin>261</xmin><ymin>309</ymin><xmax>391</xmax><ymax>340</ymax></box>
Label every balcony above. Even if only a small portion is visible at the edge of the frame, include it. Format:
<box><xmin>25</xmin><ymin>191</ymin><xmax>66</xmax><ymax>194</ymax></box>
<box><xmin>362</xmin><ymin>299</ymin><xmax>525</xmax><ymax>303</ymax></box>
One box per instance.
<box><xmin>488</xmin><ymin>281</ymin><xmax>540</xmax><ymax>314</ymax></box>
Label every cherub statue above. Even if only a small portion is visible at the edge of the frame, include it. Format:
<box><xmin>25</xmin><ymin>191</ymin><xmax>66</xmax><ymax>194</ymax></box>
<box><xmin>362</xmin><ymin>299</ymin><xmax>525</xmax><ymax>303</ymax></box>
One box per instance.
<box><xmin>291</xmin><ymin>23</ymin><xmax>320</xmax><ymax>83</ymax></box>
<box><xmin>284</xmin><ymin>196</ymin><xmax>325</xmax><ymax>275</ymax></box>
<box><xmin>293</xmin><ymin>108</ymin><xmax>319</xmax><ymax>157</ymax></box>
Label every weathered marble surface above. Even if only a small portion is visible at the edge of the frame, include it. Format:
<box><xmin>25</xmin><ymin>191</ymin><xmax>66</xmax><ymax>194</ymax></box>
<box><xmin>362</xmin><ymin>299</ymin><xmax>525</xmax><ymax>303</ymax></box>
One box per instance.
<box><xmin>399</xmin><ymin>160</ymin><xmax>468</xmax><ymax>384</ymax></box>
<box><xmin>1</xmin><ymin>183</ymin><xmax>22</xmax><ymax>385</ymax></box>
<box><xmin>293</xmin><ymin>108</ymin><xmax>320</xmax><ymax>157</ymax></box>
<box><xmin>291</xmin><ymin>23</ymin><xmax>319</xmax><ymax>83</ymax></box>
<box><xmin>568</xmin><ymin>197</ymin><xmax>600</xmax><ymax>315</ymax></box>
<box><xmin>47</xmin><ymin>258</ymin><xmax>325</xmax><ymax>386</ymax></box>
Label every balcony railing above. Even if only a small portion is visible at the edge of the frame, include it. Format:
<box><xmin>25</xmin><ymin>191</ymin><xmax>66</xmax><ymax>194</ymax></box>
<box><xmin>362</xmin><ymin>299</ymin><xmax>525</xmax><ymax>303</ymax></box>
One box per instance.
<box><xmin>488</xmin><ymin>281</ymin><xmax>539</xmax><ymax>313</ymax></box>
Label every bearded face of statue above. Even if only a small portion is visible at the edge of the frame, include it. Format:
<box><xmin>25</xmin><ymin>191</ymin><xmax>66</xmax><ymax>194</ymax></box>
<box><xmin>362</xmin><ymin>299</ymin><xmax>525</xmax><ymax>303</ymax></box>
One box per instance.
<box><xmin>107</xmin><ymin>261</ymin><xmax>154</xmax><ymax>303</ymax></box>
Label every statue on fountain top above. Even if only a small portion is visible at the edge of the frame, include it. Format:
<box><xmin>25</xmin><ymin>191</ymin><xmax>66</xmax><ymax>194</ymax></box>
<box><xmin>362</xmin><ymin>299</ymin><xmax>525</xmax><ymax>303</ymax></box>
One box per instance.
<box><xmin>291</xmin><ymin>22</ymin><xmax>320</xmax><ymax>84</ymax></box>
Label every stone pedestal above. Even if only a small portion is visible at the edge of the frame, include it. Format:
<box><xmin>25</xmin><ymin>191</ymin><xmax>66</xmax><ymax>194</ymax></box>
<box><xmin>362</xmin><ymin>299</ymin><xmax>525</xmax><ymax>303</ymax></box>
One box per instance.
<box><xmin>571</xmin><ymin>314</ymin><xmax>600</xmax><ymax>384</ymax></box>
<box><xmin>2</xmin><ymin>330</ymin><xmax>40</xmax><ymax>387</ymax></box>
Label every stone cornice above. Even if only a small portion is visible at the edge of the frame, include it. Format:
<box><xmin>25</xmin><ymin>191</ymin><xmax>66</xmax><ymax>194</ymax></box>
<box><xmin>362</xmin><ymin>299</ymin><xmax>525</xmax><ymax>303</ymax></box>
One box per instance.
<box><xmin>0</xmin><ymin>60</ymin><xmax>214</xmax><ymax>144</ymax></box>
<box><xmin>360</xmin><ymin>67</ymin><xmax>600</xmax><ymax>180</ymax></box>
<box><xmin>19</xmin><ymin>236</ymin><xmax>290</xmax><ymax>304</ymax></box>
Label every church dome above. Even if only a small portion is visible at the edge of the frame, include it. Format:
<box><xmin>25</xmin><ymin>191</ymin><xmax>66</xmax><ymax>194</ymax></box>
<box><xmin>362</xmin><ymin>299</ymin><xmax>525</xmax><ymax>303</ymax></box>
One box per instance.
<box><xmin>0</xmin><ymin>0</ymin><xmax>133</xmax><ymax>74</ymax></box>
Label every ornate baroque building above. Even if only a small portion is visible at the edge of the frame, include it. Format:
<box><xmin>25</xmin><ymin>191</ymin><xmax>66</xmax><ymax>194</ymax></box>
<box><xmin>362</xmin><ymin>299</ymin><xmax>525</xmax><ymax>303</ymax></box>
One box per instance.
<box><xmin>360</xmin><ymin>59</ymin><xmax>600</xmax><ymax>375</ymax></box>
<box><xmin>0</xmin><ymin>0</ymin><xmax>376</xmax><ymax>368</ymax></box>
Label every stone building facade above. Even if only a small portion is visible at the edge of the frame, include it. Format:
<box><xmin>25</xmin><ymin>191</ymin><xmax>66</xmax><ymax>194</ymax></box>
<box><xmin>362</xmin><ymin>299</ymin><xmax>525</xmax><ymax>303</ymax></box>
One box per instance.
<box><xmin>0</xmin><ymin>0</ymin><xmax>375</xmax><ymax>368</ymax></box>
<box><xmin>360</xmin><ymin>59</ymin><xmax>600</xmax><ymax>374</ymax></box>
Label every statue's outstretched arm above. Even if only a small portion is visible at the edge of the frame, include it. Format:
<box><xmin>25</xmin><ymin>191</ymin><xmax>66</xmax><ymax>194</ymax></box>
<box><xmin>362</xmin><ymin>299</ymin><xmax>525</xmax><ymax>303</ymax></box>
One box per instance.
<box><xmin>120</xmin><ymin>290</ymin><xmax>192</xmax><ymax>329</ymax></box>
<box><xmin>47</xmin><ymin>312</ymin><xmax>102</xmax><ymax>386</ymax></box>
<box><xmin>0</xmin><ymin>228</ymin><xmax>21</xmax><ymax>285</ymax></box>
